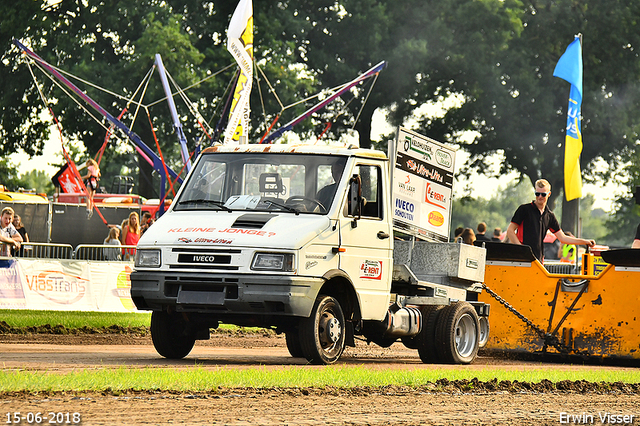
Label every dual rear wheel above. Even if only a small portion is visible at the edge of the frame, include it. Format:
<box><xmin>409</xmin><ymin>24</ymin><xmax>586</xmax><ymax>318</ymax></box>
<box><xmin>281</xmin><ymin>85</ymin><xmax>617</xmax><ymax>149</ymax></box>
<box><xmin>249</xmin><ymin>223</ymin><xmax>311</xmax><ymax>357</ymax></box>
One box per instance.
<box><xmin>418</xmin><ymin>302</ymin><xmax>481</xmax><ymax>364</ymax></box>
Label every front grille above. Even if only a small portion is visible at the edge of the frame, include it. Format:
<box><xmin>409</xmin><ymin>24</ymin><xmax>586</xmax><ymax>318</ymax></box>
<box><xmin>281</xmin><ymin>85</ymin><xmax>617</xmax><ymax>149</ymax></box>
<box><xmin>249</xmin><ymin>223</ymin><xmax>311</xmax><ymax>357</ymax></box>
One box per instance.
<box><xmin>170</xmin><ymin>247</ymin><xmax>242</xmax><ymax>270</ymax></box>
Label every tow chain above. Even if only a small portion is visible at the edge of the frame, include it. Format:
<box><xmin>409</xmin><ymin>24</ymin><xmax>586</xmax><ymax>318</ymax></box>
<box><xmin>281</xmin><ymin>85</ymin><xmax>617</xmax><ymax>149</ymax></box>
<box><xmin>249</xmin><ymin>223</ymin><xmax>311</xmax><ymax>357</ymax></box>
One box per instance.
<box><xmin>481</xmin><ymin>283</ymin><xmax>588</xmax><ymax>356</ymax></box>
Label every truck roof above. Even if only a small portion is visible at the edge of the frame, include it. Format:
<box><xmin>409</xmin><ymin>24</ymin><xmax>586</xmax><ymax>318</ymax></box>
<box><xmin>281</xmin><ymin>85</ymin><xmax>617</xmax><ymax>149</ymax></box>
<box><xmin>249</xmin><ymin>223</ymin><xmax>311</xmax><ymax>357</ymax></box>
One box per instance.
<box><xmin>201</xmin><ymin>143</ymin><xmax>388</xmax><ymax>160</ymax></box>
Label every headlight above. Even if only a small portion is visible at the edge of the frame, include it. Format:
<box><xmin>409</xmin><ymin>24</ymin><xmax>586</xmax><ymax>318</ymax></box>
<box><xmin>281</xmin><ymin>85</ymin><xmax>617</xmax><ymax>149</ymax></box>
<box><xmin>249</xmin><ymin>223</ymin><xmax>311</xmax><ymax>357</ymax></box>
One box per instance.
<box><xmin>135</xmin><ymin>249</ymin><xmax>161</xmax><ymax>267</ymax></box>
<box><xmin>251</xmin><ymin>253</ymin><xmax>294</xmax><ymax>272</ymax></box>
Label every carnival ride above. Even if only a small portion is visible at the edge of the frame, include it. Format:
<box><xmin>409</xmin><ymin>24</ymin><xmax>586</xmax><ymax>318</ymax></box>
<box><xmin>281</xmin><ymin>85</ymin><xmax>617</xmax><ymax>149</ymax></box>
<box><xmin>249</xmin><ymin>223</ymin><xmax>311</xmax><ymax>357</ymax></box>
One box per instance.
<box><xmin>11</xmin><ymin>39</ymin><xmax>385</xmax><ymax>229</ymax></box>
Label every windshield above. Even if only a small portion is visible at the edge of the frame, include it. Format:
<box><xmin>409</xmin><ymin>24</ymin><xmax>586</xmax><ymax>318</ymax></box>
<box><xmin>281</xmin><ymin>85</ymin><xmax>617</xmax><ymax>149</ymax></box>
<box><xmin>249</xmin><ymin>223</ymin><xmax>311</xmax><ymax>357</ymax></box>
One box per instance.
<box><xmin>174</xmin><ymin>152</ymin><xmax>347</xmax><ymax>214</ymax></box>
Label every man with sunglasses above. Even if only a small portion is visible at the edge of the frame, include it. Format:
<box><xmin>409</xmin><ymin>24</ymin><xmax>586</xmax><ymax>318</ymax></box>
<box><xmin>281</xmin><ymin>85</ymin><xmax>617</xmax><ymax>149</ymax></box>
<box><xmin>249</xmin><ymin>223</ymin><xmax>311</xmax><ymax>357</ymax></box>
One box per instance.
<box><xmin>506</xmin><ymin>179</ymin><xmax>595</xmax><ymax>262</ymax></box>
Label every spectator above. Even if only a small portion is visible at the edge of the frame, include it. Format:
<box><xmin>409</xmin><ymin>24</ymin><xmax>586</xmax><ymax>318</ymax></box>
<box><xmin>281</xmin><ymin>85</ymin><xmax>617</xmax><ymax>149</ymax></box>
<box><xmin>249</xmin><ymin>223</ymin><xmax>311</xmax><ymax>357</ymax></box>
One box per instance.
<box><xmin>141</xmin><ymin>211</ymin><xmax>152</xmax><ymax>229</ymax></box>
<box><xmin>11</xmin><ymin>214</ymin><xmax>29</xmax><ymax>257</ymax></box>
<box><xmin>633</xmin><ymin>223</ymin><xmax>640</xmax><ymax>248</ymax></box>
<box><xmin>460</xmin><ymin>228</ymin><xmax>476</xmax><ymax>245</ymax></box>
<box><xmin>103</xmin><ymin>227</ymin><xmax>121</xmax><ymax>261</ymax></box>
<box><xmin>476</xmin><ymin>222</ymin><xmax>491</xmax><ymax>242</ymax></box>
<box><xmin>453</xmin><ymin>226</ymin><xmax>464</xmax><ymax>242</ymax></box>
<box><xmin>492</xmin><ymin>228</ymin><xmax>502</xmax><ymax>242</ymax></box>
<box><xmin>118</xmin><ymin>219</ymin><xmax>128</xmax><ymax>243</ymax></box>
<box><xmin>0</xmin><ymin>207</ymin><xmax>22</xmax><ymax>257</ymax></box>
<box><xmin>142</xmin><ymin>217</ymin><xmax>154</xmax><ymax>234</ymax></box>
<box><xmin>558</xmin><ymin>232</ymin><xmax>577</xmax><ymax>264</ymax></box>
<box><xmin>122</xmin><ymin>212</ymin><xmax>141</xmax><ymax>260</ymax></box>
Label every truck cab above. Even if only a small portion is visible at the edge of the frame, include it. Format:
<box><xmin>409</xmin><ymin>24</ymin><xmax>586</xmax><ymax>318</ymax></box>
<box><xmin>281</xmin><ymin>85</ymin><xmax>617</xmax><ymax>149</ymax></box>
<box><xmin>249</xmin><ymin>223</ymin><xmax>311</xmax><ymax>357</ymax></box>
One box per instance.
<box><xmin>131</xmin><ymin>140</ymin><xmax>488</xmax><ymax>365</ymax></box>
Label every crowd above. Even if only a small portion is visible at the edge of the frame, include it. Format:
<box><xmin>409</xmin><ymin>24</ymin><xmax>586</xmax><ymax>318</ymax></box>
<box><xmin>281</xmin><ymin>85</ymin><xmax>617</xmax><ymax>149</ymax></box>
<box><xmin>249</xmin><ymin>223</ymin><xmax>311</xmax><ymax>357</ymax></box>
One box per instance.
<box><xmin>0</xmin><ymin>206</ymin><xmax>156</xmax><ymax>261</ymax></box>
<box><xmin>103</xmin><ymin>211</ymin><xmax>155</xmax><ymax>261</ymax></box>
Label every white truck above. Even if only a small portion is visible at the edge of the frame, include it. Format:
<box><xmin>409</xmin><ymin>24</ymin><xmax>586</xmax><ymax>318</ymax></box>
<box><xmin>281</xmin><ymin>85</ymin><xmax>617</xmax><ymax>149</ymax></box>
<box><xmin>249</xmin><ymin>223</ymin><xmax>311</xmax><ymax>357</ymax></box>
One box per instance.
<box><xmin>131</xmin><ymin>128</ymin><xmax>490</xmax><ymax>365</ymax></box>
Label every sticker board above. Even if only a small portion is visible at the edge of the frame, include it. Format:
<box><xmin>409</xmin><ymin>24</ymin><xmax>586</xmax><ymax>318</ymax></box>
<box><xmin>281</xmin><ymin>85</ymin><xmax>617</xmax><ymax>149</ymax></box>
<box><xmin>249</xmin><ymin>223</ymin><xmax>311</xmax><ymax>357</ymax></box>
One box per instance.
<box><xmin>390</xmin><ymin>127</ymin><xmax>456</xmax><ymax>242</ymax></box>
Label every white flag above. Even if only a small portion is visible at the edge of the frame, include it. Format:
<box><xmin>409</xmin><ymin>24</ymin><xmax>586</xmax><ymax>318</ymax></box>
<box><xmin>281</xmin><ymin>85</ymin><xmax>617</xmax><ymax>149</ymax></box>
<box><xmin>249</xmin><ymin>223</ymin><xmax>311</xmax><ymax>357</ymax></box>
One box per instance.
<box><xmin>224</xmin><ymin>0</ymin><xmax>253</xmax><ymax>145</ymax></box>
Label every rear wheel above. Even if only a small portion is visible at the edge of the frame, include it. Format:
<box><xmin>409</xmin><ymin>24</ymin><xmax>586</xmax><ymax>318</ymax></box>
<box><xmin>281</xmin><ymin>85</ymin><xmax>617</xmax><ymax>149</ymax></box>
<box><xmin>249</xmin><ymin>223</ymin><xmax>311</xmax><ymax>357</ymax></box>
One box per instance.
<box><xmin>435</xmin><ymin>302</ymin><xmax>480</xmax><ymax>364</ymax></box>
<box><xmin>285</xmin><ymin>331</ymin><xmax>305</xmax><ymax>358</ymax></box>
<box><xmin>478</xmin><ymin>316</ymin><xmax>490</xmax><ymax>349</ymax></box>
<box><xmin>417</xmin><ymin>305</ymin><xmax>444</xmax><ymax>363</ymax></box>
<box><xmin>150</xmin><ymin>311</ymin><xmax>196</xmax><ymax>359</ymax></box>
<box><xmin>299</xmin><ymin>295</ymin><xmax>346</xmax><ymax>364</ymax></box>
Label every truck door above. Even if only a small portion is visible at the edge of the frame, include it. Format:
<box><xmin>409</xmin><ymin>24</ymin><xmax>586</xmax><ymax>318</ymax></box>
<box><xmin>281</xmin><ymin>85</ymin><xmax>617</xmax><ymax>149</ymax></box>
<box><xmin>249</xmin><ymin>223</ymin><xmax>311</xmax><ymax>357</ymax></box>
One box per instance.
<box><xmin>338</xmin><ymin>163</ymin><xmax>393</xmax><ymax>321</ymax></box>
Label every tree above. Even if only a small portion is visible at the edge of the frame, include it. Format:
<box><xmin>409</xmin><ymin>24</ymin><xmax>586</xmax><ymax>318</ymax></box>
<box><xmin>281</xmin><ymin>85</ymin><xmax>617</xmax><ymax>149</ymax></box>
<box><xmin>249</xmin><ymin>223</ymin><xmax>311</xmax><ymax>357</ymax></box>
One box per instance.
<box><xmin>18</xmin><ymin>170</ymin><xmax>55</xmax><ymax>196</ymax></box>
<box><xmin>1</xmin><ymin>0</ymin><xmax>317</xmax><ymax>198</ymax></box>
<box><xmin>421</xmin><ymin>0</ymin><xmax>640</xmax><ymax>235</ymax></box>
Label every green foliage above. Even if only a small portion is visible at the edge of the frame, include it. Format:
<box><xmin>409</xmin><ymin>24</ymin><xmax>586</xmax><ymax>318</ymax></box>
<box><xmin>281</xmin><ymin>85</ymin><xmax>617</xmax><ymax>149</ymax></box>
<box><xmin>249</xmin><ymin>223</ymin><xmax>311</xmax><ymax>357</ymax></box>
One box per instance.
<box><xmin>18</xmin><ymin>170</ymin><xmax>55</xmax><ymax>196</ymax></box>
<box><xmin>605</xmin><ymin>146</ymin><xmax>640</xmax><ymax>246</ymax></box>
<box><xmin>0</xmin><ymin>158</ymin><xmax>23</xmax><ymax>191</ymax></box>
<box><xmin>1</xmin><ymin>0</ymin><xmax>639</xmax><ymax>228</ymax></box>
<box><xmin>451</xmin><ymin>181</ymin><xmax>533</xmax><ymax>239</ymax></box>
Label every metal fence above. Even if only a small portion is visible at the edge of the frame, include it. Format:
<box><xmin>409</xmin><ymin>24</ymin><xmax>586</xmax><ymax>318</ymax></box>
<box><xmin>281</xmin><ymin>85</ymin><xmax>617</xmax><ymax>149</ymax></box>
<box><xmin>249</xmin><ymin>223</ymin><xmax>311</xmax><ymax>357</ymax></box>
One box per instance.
<box><xmin>12</xmin><ymin>242</ymin><xmax>136</xmax><ymax>261</ymax></box>
<box><xmin>74</xmin><ymin>244</ymin><xmax>137</xmax><ymax>261</ymax></box>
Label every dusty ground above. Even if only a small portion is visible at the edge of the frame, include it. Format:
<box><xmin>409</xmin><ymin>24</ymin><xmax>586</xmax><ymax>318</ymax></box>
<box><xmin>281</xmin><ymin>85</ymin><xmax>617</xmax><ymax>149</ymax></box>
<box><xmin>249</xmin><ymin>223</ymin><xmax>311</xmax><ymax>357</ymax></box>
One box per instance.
<box><xmin>1</xmin><ymin>331</ymin><xmax>639</xmax><ymax>425</ymax></box>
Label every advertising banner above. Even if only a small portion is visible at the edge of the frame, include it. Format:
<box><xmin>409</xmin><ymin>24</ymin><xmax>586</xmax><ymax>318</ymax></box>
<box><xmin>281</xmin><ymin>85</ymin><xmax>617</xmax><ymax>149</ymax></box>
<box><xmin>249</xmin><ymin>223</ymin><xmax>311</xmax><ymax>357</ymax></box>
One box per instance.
<box><xmin>0</xmin><ymin>259</ymin><xmax>135</xmax><ymax>312</ymax></box>
<box><xmin>391</xmin><ymin>127</ymin><xmax>456</xmax><ymax>242</ymax></box>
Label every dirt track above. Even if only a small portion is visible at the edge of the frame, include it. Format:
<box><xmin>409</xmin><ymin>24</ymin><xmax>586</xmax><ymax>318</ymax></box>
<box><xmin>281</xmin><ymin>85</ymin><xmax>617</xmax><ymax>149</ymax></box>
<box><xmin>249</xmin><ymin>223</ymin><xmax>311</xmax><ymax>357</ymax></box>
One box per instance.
<box><xmin>1</xmin><ymin>333</ymin><xmax>639</xmax><ymax>425</ymax></box>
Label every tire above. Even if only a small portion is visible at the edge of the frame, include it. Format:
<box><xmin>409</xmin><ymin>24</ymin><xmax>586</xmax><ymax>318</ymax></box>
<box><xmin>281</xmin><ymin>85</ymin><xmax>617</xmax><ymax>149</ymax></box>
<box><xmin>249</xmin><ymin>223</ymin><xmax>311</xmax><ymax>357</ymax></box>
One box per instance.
<box><xmin>150</xmin><ymin>311</ymin><xmax>196</xmax><ymax>359</ymax></box>
<box><xmin>435</xmin><ymin>302</ymin><xmax>480</xmax><ymax>364</ymax></box>
<box><xmin>285</xmin><ymin>331</ymin><xmax>305</xmax><ymax>358</ymax></box>
<box><xmin>299</xmin><ymin>295</ymin><xmax>346</xmax><ymax>365</ymax></box>
<box><xmin>478</xmin><ymin>316</ymin><xmax>490</xmax><ymax>349</ymax></box>
<box><xmin>417</xmin><ymin>305</ymin><xmax>444</xmax><ymax>364</ymax></box>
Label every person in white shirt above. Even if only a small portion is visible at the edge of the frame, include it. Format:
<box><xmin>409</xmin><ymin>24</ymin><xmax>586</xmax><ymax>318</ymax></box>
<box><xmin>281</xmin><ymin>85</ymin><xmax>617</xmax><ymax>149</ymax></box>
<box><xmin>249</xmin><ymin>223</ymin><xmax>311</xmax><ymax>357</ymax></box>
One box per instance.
<box><xmin>0</xmin><ymin>207</ymin><xmax>22</xmax><ymax>257</ymax></box>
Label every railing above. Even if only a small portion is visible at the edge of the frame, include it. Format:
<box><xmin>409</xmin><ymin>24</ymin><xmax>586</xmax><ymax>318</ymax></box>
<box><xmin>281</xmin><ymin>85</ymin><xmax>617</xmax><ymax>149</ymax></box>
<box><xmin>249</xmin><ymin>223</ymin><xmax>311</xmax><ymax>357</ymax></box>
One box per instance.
<box><xmin>10</xmin><ymin>242</ymin><xmax>136</xmax><ymax>262</ymax></box>
<box><xmin>74</xmin><ymin>244</ymin><xmax>137</xmax><ymax>261</ymax></box>
<box><xmin>18</xmin><ymin>242</ymin><xmax>74</xmax><ymax>259</ymax></box>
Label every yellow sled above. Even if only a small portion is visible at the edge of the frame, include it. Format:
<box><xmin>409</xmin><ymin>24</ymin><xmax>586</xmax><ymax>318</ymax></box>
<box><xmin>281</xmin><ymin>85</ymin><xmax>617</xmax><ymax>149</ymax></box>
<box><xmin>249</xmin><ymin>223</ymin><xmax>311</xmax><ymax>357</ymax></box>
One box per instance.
<box><xmin>477</xmin><ymin>242</ymin><xmax>640</xmax><ymax>360</ymax></box>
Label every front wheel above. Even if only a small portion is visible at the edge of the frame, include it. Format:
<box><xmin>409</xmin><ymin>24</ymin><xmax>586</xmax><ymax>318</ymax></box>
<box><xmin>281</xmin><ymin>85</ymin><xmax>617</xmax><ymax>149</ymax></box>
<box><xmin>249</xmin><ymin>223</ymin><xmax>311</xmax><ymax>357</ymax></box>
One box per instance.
<box><xmin>150</xmin><ymin>311</ymin><xmax>196</xmax><ymax>359</ymax></box>
<box><xmin>435</xmin><ymin>302</ymin><xmax>480</xmax><ymax>364</ymax></box>
<box><xmin>299</xmin><ymin>295</ymin><xmax>346</xmax><ymax>364</ymax></box>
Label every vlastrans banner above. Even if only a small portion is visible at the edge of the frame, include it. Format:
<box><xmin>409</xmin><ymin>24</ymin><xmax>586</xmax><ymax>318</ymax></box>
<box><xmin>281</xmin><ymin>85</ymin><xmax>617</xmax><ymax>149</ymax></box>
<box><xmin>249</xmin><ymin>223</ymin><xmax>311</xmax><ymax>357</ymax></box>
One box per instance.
<box><xmin>390</xmin><ymin>127</ymin><xmax>456</xmax><ymax>242</ymax></box>
<box><xmin>0</xmin><ymin>258</ymin><xmax>136</xmax><ymax>312</ymax></box>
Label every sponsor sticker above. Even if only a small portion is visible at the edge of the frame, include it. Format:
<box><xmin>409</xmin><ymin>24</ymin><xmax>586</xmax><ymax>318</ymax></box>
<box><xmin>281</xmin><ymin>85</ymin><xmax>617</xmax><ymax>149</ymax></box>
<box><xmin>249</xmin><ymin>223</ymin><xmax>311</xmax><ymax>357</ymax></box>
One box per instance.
<box><xmin>360</xmin><ymin>260</ymin><xmax>383</xmax><ymax>280</ymax></box>
<box><xmin>428</xmin><ymin>211</ymin><xmax>445</xmax><ymax>227</ymax></box>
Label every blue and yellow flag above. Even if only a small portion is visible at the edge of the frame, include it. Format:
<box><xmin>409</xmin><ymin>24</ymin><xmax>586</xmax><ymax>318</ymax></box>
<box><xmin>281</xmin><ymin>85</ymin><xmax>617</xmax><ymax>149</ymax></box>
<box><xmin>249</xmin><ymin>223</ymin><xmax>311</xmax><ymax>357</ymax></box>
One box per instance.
<box><xmin>553</xmin><ymin>36</ymin><xmax>583</xmax><ymax>201</ymax></box>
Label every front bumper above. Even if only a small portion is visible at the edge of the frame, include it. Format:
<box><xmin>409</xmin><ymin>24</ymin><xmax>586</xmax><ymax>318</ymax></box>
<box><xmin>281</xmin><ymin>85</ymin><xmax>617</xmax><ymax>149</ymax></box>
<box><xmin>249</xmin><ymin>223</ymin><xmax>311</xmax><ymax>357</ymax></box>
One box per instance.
<box><xmin>130</xmin><ymin>270</ymin><xmax>324</xmax><ymax>319</ymax></box>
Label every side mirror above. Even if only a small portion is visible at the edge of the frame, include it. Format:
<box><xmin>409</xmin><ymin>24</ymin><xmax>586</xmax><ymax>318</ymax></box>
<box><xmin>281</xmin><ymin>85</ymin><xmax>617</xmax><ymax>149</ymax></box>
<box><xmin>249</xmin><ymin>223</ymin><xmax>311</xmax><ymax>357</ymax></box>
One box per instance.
<box><xmin>348</xmin><ymin>174</ymin><xmax>362</xmax><ymax>227</ymax></box>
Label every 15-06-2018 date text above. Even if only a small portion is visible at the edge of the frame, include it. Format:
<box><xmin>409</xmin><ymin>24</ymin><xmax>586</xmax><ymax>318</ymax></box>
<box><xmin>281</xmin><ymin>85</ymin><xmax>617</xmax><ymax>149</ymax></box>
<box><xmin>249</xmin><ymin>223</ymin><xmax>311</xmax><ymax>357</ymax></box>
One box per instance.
<box><xmin>5</xmin><ymin>412</ymin><xmax>81</xmax><ymax>424</ymax></box>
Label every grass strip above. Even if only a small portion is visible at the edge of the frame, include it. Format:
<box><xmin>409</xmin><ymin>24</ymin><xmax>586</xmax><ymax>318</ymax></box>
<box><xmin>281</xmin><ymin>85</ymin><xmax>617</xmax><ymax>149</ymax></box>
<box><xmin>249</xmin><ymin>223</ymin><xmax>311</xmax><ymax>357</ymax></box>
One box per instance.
<box><xmin>1</xmin><ymin>366</ymin><xmax>639</xmax><ymax>393</ymax></box>
<box><xmin>0</xmin><ymin>310</ymin><xmax>151</xmax><ymax>329</ymax></box>
<box><xmin>0</xmin><ymin>310</ymin><xmax>266</xmax><ymax>334</ymax></box>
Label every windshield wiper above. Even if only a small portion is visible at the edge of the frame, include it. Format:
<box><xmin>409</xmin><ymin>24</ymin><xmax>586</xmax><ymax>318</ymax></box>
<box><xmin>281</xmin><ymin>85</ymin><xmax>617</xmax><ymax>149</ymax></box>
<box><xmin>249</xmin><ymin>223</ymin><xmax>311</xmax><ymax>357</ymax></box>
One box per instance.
<box><xmin>264</xmin><ymin>199</ymin><xmax>299</xmax><ymax>215</ymax></box>
<box><xmin>177</xmin><ymin>199</ymin><xmax>232</xmax><ymax>211</ymax></box>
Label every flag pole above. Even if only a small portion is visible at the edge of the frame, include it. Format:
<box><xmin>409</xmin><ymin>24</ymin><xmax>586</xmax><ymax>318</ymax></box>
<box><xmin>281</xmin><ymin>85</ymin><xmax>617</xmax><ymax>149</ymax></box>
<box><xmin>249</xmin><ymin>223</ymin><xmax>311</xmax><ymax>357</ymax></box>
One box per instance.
<box><xmin>576</xmin><ymin>33</ymin><xmax>582</xmax><ymax>238</ymax></box>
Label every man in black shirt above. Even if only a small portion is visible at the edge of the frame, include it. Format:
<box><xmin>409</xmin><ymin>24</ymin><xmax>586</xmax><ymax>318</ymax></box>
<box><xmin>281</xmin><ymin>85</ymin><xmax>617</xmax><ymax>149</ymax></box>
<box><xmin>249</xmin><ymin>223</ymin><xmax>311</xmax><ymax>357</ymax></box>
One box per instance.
<box><xmin>506</xmin><ymin>179</ymin><xmax>595</xmax><ymax>262</ymax></box>
<box><xmin>476</xmin><ymin>222</ymin><xmax>491</xmax><ymax>242</ymax></box>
